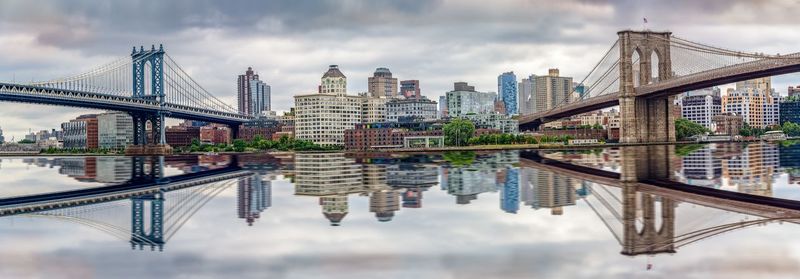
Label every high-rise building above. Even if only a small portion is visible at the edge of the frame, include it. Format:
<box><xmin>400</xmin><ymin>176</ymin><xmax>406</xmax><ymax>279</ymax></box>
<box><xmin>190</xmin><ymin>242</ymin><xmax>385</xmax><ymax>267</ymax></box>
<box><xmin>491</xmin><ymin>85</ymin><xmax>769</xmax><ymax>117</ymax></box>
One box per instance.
<box><xmin>445</xmin><ymin>82</ymin><xmax>497</xmax><ymax>117</ymax></box>
<box><xmin>535</xmin><ymin>69</ymin><xmax>574</xmax><ymax>113</ymax></box>
<box><xmin>399</xmin><ymin>80</ymin><xmax>421</xmax><ymax>99</ymax></box>
<box><xmin>0</xmin><ymin>126</ymin><xmax>4</xmax><ymax>144</ymax></box>
<box><xmin>61</xmin><ymin>114</ymin><xmax>99</xmax><ymax>149</ymax></box>
<box><xmin>237</xmin><ymin>67</ymin><xmax>271</xmax><ymax>116</ymax></box>
<box><xmin>97</xmin><ymin>112</ymin><xmax>134</xmax><ymax>149</ymax></box>
<box><xmin>385</xmin><ymin>97</ymin><xmax>438</xmax><ymax>122</ymax></box>
<box><xmin>368</xmin><ymin>67</ymin><xmax>398</xmax><ymax>98</ymax></box>
<box><xmin>518</xmin><ymin>75</ymin><xmax>536</xmax><ymax>115</ymax></box>
<box><xmin>295</xmin><ymin>66</ymin><xmax>386</xmax><ymax>146</ymax></box>
<box><xmin>681</xmin><ymin>87</ymin><xmax>722</xmax><ymax>129</ymax></box>
<box><xmin>519</xmin><ymin>69</ymin><xmax>574</xmax><ymax>114</ymax></box>
<box><xmin>497</xmin><ymin>72</ymin><xmax>517</xmax><ymax>115</ymax></box>
<box><xmin>723</xmin><ymin>77</ymin><xmax>778</xmax><ymax>128</ymax></box>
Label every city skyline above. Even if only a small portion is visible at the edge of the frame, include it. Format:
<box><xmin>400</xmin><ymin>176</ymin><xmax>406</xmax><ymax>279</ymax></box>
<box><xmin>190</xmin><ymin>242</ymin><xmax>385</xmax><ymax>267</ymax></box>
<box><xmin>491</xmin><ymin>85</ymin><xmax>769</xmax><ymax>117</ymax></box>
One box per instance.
<box><xmin>0</xmin><ymin>1</ymin><xmax>799</xmax><ymax>138</ymax></box>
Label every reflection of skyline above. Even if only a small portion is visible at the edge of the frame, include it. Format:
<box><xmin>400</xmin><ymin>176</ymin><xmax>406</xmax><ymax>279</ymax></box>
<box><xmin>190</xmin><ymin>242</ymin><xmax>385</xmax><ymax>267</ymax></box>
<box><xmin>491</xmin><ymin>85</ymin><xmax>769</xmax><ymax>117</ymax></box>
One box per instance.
<box><xmin>3</xmin><ymin>145</ymin><xmax>800</xmax><ymax>261</ymax></box>
<box><xmin>724</xmin><ymin>143</ymin><xmax>779</xmax><ymax>196</ymax></box>
<box><xmin>520</xmin><ymin>168</ymin><xmax>577</xmax><ymax>215</ymax></box>
<box><xmin>237</xmin><ymin>174</ymin><xmax>272</xmax><ymax>226</ymax></box>
<box><xmin>680</xmin><ymin>145</ymin><xmax>722</xmax><ymax>187</ymax></box>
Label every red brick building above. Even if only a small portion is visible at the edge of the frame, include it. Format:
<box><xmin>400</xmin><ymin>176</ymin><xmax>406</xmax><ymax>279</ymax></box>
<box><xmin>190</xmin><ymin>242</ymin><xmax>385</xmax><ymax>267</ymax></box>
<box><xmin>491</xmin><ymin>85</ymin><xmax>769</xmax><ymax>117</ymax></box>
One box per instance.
<box><xmin>541</xmin><ymin>128</ymin><xmax>607</xmax><ymax>140</ymax></box>
<box><xmin>344</xmin><ymin>123</ymin><xmax>500</xmax><ymax>150</ymax></box>
<box><xmin>166</xmin><ymin>126</ymin><xmax>200</xmax><ymax>147</ymax></box>
<box><xmin>200</xmin><ymin>125</ymin><xmax>231</xmax><ymax>144</ymax></box>
<box><xmin>239</xmin><ymin>127</ymin><xmax>281</xmax><ymax>141</ymax></box>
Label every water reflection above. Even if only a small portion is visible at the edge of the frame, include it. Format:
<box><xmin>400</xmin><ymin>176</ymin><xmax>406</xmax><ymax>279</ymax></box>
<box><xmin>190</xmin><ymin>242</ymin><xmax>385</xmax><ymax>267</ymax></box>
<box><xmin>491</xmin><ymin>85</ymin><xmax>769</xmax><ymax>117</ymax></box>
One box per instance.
<box><xmin>1</xmin><ymin>143</ymin><xmax>800</xmax><ymax>277</ymax></box>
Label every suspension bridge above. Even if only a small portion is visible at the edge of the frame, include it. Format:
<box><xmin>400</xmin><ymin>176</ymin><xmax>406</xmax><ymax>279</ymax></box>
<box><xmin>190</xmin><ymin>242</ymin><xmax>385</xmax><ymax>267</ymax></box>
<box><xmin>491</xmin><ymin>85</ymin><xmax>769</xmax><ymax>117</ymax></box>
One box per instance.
<box><xmin>0</xmin><ymin>156</ymin><xmax>255</xmax><ymax>251</ymax></box>
<box><xmin>519</xmin><ymin>146</ymin><xmax>800</xmax><ymax>256</ymax></box>
<box><xmin>518</xmin><ymin>30</ymin><xmax>800</xmax><ymax>143</ymax></box>
<box><xmin>0</xmin><ymin>45</ymin><xmax>252</xmax><ymax>154</ymax></box>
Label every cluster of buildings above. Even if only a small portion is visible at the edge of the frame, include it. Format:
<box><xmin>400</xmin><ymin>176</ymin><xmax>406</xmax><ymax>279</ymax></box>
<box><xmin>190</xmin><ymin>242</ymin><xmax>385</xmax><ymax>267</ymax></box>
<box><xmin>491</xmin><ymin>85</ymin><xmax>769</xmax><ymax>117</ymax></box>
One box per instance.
<box><xmin>536</xmin><ymin>76</ymin><xmax>800</xmax><ymax>141</ymax></box>
<box><xmin>677</xmin><ymin>77</ymin><xmax>800</xmax><ymax>136</ymax></box>
<box><xmin>293</xmin><ymin>65</ymin><xmax>520</xmax><ymax>150</ymax></box>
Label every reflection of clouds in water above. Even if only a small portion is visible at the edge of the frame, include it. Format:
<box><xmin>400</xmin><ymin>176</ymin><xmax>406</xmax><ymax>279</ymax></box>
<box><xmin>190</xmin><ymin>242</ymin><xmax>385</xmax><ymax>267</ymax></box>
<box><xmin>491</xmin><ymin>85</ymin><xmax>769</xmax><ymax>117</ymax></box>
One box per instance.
<box><xmin>1</xmin><ymin>148</ymin><xmax>800</xmax><ymax>278</ymax></box>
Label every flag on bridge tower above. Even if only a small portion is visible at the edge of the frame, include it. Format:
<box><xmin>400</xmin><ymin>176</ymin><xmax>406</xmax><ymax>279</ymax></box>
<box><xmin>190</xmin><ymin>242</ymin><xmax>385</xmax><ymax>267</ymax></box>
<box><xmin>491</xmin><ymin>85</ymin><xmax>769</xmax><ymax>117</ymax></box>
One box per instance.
<box><xmin>643</xmin><ymin>17</ymin><xmax>648</xmax><ymax>23</ymax></box>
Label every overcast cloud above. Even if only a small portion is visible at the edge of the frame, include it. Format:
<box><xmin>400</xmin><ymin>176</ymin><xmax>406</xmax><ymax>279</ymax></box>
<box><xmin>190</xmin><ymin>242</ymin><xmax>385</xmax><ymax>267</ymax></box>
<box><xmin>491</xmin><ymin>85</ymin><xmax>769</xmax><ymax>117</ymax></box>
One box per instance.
<box><xmin>0</xmin><ymin>0</ymin><xmax>799</xmax><ymax>138</ymax></box>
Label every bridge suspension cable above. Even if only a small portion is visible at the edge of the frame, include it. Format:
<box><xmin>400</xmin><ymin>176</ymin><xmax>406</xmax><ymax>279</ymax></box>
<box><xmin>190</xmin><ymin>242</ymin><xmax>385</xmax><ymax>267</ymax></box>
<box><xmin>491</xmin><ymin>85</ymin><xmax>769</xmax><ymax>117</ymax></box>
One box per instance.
<box><xmin>19</xmin><ymin>49</ymin><xmax>241</xmax><ymax>116</ymax></box>
<box><xmin>163</xmin><ymin>54</ymin><xmax>239</xmax><ymax>114</ymax></box>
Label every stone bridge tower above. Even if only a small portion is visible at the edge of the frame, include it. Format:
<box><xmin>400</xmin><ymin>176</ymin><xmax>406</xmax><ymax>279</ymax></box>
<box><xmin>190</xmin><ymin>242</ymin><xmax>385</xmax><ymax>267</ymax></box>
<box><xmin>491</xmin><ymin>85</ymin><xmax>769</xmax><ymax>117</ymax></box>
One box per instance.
<box><xmin>618</xmin><ymin>30</ymin><xmax>677</xmax><ymax>143</ymax></box>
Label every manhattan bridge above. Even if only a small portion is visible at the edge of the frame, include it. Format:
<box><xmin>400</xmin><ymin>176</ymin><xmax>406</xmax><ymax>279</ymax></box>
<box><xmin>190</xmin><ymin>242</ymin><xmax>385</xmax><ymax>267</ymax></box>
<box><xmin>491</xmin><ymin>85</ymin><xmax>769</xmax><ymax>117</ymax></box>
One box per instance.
<box><xmin>0</xmin><ymin>44</ymin><xmax>253</xmax><ymax>153</ymax></box>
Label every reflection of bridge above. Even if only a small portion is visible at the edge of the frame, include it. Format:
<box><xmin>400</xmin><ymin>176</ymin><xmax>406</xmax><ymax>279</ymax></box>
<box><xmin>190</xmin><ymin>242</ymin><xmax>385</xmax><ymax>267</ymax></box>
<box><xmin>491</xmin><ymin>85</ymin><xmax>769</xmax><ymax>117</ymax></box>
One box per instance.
<box><xmin>518</xmin><ymin>30</ymin><xmax>800</xmax><ymax>143</ymax></box>
<box><xmin>520</xmin><ymin>146</ymin><xmax>800</xmax><ymax>256</ymax></box>
<box><xmin>0</xmin><ymin>156</ymin><xmax>253</xmax><ymax>251</ymax></box>
<box><xmin>0</xmin><ymin>45</ymin><xmax>252</xmax><ymax>151</ymax></box>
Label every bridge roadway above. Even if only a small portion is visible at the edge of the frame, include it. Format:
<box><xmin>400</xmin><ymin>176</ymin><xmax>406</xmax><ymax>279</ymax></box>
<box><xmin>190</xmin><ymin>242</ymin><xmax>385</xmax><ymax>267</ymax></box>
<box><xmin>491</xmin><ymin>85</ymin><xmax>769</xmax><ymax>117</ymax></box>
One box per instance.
<box><xmin>0</xmin><ymin>83</ymin><xmax>251</xmax><ymax>125</ymax></box>
<box><xmin>519</xmin><ymin>53</ymin><xmax>800</xmax><ymax>128</ymax></box>
<box><xmin>0</xmin><ymin>165</ymin><xmax>252</xmax><ymax>216</ymax></box>
<box><xmin>519</xmin><ymin>151</ymin><xmax>800</xmax><ymax>219</ymax></box>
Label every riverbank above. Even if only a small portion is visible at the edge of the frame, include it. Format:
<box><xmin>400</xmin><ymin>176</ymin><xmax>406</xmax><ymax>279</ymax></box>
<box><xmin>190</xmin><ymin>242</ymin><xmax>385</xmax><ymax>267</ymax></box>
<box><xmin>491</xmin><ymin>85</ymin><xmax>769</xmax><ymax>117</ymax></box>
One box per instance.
<box><xmin>376</xmin><ymin>141</ymin><xmax>704</xmax><ymax>153</ymax></box>
<box><xmin>0</xmin><ymin>139</ymin><xmax>775</xmax><ymax>157</ymax></box>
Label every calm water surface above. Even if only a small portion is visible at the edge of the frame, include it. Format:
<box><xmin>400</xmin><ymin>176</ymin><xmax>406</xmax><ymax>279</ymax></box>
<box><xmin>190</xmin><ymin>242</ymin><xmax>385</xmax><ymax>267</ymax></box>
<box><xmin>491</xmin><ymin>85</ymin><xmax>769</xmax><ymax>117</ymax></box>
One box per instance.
<box><xmin>2</xmin><ymin>142</ymin><xmax>800</xmax><ymax>279</ymax></box>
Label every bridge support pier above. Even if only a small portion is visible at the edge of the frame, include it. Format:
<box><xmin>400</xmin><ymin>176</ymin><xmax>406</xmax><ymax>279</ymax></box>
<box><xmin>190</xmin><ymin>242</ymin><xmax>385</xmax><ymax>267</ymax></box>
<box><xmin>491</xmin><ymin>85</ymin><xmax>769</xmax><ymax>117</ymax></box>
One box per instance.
<box><xmin>126</xmin><ymin>112</ymin><xmax>172</xmax><ymax>155</ymax></box>
<box><xmin>619</xmin><ymin>95</ymin><xmax>676</xmax><ymax>143</ymax></box>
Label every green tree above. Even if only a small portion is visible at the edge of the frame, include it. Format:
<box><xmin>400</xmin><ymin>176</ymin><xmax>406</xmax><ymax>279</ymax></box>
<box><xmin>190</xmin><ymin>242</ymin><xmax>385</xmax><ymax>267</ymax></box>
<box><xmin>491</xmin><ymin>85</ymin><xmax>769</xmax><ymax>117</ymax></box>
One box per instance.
<box><xmin>232</xmin><ymin>139</ymin><xmax>247</xmax><ymax>152</ymax></box>
<box><xmin>783</xmin><ymin>122</ymin><xmax>800</xmax><ymax>137</ymax></box>
<box><xmin>675</xmin><ymin>118</ymin><xmax>709</xmax><ymax>140</ymax></box>
<box><xmin>17</xmin><ymin>139</ymin><xmax>35</xmax><ymax>144</ymax></box>
<box><xmin>443</xmin><ymin>118</ymin><xmax>475</xmax><ymax>146</ymax></box>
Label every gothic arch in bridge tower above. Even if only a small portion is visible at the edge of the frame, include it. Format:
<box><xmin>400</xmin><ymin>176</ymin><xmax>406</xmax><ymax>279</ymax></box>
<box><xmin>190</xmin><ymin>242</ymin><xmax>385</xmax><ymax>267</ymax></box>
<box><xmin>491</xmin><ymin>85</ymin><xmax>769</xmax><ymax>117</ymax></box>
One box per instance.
<box><xmin>618</xmin><ymin>30</ymin><xmax>676</xmax><ymax>143</ymax></box>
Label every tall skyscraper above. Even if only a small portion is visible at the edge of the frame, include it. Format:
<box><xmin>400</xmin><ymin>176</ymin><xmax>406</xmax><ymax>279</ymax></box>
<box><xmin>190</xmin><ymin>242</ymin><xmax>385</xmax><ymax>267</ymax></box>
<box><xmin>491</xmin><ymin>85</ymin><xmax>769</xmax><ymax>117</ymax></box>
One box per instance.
<box><xmin>519</xmin><ymin>69</ymin><xmax>574</xmax><ymax>114</ymax></box>
<box><xmin>368</xmin><ymin>67</ymin><xmax>398</xmax><ymax>98</ymax></box>
<box><xmin>0</xmin><ymin>126</ymin><xmax>4</xmax><ymax>144</ymax></box>
<box><xmin>497</xmin><ymin>72</ymin><xmax>517</xmax><ymax>115</ymax></box>
<box><xmin>535</xmin><ymin>69</ymin><xmax>573</xmax><ymax>113</ymax></box>
<box><xmin>400</xmin><ymin>80</ymin><xmax>421</xmax><ymax>99</ymax></box>
<box><xmin>518</xmin><ymin>75</ymin><xmax>536</xmax><ymax>115</ymax></box>
<box><xmin>237</xmin><ymin>67</ymin><xmax>271</xmax><ymax>116</ymax></box>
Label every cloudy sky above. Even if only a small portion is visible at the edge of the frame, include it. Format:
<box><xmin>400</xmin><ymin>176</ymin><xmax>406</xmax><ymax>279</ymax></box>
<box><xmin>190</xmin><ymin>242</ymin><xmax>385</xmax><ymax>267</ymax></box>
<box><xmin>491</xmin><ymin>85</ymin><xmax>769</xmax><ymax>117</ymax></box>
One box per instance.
<box><xmin>0</xmin><ymin>0</ymin><xmax>799</xmax><ymax>139</ymax></box>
